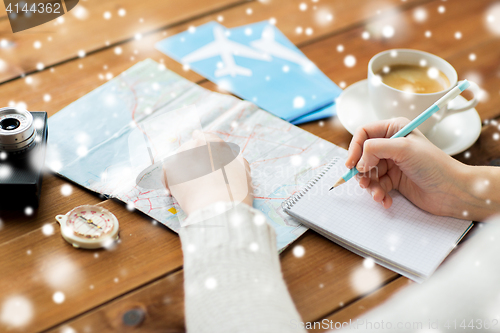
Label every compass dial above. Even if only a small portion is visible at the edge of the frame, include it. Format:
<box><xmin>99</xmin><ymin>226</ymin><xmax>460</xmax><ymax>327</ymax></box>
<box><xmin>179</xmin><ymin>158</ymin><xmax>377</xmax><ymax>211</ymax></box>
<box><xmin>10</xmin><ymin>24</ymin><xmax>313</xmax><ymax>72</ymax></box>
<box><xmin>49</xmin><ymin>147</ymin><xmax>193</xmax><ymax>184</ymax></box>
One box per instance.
<box><xmin>56</xmin><ymin>205</ymin><xmax>120</xmax><ymax>249</ymax></box>
<box><xmin>67</xmin><ymin>209</ymin><xmax>114</xmax><ymax>239</ymax></box>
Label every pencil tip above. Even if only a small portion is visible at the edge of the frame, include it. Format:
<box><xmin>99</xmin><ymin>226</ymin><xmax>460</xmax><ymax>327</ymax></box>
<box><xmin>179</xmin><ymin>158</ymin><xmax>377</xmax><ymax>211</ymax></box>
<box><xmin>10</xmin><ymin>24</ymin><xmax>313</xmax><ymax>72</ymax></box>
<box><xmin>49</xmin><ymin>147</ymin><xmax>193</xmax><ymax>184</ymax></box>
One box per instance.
<box><xmin>331</xmin><ymin>178</ymin><xmax>346</xmax><ymax>190</ymax></box>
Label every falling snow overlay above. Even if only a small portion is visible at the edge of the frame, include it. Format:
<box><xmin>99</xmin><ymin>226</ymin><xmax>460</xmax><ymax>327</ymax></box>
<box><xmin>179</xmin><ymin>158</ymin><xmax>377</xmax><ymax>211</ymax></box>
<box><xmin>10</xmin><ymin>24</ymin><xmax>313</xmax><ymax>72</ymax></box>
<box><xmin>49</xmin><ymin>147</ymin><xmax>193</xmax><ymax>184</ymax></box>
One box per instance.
<box><xmin>47</xmin><ymin>59</ymin><xmax>347</xmax><ymax>251</ymax></box>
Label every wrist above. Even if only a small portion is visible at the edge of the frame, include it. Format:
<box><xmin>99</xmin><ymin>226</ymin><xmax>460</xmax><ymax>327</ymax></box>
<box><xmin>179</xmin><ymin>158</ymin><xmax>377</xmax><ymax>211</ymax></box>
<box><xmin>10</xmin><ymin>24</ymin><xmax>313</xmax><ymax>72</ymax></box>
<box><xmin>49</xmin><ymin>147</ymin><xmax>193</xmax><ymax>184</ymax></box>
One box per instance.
<box><xmin>451</xmin><ymin>164</ymin><xmax>500</xmax><ymax>221</ymax></box>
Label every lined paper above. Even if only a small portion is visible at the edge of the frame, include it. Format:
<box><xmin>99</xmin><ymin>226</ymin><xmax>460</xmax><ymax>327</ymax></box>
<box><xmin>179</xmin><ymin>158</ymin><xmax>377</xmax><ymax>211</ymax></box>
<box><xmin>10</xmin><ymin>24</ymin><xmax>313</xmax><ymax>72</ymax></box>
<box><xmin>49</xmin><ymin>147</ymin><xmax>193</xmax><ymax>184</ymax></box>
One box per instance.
<box><xmin>285</xmin><ymin>159</ymin><xmax>472</xmax><ymax>280</ymax></box>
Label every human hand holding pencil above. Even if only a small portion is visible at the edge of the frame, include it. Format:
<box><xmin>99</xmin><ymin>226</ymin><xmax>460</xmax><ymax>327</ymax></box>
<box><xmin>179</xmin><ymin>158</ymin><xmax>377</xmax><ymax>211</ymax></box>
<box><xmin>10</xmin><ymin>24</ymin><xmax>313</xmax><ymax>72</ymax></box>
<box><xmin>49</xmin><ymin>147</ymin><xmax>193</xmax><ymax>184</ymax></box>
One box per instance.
<box><xmin>342</xmin><ymin>117</ymin><xmax>500</xmax><ymax>221</ymax></box>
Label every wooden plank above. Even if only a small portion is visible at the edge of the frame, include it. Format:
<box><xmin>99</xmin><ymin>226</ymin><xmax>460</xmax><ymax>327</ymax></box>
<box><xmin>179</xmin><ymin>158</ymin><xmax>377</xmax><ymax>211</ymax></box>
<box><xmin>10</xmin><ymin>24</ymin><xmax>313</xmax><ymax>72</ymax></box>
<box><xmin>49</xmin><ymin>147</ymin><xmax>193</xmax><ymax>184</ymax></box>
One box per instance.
<box><xmin>455</xmin><ymin>122</ymin><xmax>500</xmax><ymax>166</ymax></box>
<box><xmin>46</xmin><ymin>229</ymin><xmax>398</xmax><ymax>332</ymax></box>
<box><xmin>310</xmin><ymin>277</ymin><xmax>412</xmax><ymax>332</ymax></box>
<box><xmin>0</xmin><ymin>0</ymin><xmax>427</xmax><ymax>83</ymax></box>
<box><xmin>0</xmin><ymin>199</ymin><xmax>183</xmax><ymax>332</ymax></box>
<box><xmin>0</xmin><ymin>0</ymin><xmax>248</xmax><ymax>82</ymax></box>
<box><xmin>281</xmin><ymin>231</ymin><xmax>397</xmax><ymax>323</ymax></box>
<box><xmin>0</xmin><ymin>0</ymin><xmax>427</xmax><ymax>115</ymax></box>
<box><xmin>47</xmin><ymin>225</ymin><xmax>479</xmax><ymax>333</ymax></box>
<box><xmin>47</xmin><ymin>270</ymin><xmax>186</xmax><ymax>333</ymax></box>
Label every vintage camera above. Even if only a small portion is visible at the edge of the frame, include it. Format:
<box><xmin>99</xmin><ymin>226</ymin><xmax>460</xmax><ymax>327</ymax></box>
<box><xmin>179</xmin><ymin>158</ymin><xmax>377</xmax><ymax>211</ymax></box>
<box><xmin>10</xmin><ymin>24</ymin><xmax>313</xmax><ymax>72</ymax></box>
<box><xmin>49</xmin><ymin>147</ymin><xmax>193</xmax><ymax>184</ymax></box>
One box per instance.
<box><xmin>0</xmin><ymin>107</ymin><xmax>48</xmax><ymax>209</ymax></box>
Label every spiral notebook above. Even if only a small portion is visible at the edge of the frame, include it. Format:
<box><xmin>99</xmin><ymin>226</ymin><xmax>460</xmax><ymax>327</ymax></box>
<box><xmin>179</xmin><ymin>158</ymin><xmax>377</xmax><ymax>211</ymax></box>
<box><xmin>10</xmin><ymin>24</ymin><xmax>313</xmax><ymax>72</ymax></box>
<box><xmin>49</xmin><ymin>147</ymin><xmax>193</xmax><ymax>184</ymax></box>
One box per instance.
<box><xmin>282</xmin><ymin>158</ymin><xmax>473</xmax><ymax>282</ymax></box>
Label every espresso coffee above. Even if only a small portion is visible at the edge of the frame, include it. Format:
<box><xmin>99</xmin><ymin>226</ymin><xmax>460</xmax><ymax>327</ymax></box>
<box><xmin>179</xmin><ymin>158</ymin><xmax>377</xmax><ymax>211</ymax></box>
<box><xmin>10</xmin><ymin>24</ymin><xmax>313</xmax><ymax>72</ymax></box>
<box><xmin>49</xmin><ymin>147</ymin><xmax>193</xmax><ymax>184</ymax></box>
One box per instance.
<box><xmin>377</xmin><ymin>64</ymin><xmax>450</xmax><ymax>94</ymax></box>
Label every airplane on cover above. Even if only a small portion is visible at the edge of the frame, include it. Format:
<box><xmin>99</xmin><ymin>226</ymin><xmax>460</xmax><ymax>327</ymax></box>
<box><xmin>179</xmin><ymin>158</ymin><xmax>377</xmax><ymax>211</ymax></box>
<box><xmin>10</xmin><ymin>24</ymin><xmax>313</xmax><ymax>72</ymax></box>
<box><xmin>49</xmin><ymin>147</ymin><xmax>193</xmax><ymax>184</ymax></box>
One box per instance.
<box><xmin>251</xmin><ymin>26</ymin><xmax>315</xmax><ymax>70</ymax></box>
<box><xmin>181</xmin><ymin>26</ymin><xmax>271</xmax><ymax>77</ymax></box>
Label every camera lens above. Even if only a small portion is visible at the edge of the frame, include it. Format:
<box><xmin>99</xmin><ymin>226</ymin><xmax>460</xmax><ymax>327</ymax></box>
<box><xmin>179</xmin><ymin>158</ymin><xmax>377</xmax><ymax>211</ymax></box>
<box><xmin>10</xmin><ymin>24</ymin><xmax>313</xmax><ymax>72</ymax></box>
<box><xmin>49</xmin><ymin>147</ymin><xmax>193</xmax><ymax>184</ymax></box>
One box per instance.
<box><xmin>0</xmin><ymin>118</ymin><xmax>21</xmax><ymax>131</ymax></box>
<box><xmin>0</xmin><ymin>108</ymin><xmax>36</xmax><ymax>152</ymax></box>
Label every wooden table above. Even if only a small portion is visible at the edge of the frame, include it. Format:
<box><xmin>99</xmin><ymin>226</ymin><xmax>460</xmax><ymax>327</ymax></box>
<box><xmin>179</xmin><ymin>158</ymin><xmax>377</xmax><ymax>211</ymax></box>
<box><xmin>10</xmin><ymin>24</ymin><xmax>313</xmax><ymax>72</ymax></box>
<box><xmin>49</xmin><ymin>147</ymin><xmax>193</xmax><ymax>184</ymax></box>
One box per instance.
<box><xmin>1</xmin><ymin>0</ymin><xmax>499</xmax><ymax>331</ymax></box>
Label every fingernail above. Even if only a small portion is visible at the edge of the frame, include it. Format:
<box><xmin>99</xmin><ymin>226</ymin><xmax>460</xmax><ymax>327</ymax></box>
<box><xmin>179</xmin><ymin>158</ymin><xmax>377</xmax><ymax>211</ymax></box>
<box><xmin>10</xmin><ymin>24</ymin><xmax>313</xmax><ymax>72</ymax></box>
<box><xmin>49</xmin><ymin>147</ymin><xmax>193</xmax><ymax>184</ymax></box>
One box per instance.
<box><xmin>357</xmin><ymin>158</ymin><xmax>365</xmax><ymax>171</ymax></box>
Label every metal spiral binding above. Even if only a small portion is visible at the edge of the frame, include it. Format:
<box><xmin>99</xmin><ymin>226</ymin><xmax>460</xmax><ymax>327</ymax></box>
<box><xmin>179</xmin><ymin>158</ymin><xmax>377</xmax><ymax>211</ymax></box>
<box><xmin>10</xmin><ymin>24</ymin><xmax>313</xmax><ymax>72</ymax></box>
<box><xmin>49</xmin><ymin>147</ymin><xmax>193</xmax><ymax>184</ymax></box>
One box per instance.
<box><xmin>281</xmin><ymin>157</ymin><xmax>340</xmax><ymax>210</ymax></box>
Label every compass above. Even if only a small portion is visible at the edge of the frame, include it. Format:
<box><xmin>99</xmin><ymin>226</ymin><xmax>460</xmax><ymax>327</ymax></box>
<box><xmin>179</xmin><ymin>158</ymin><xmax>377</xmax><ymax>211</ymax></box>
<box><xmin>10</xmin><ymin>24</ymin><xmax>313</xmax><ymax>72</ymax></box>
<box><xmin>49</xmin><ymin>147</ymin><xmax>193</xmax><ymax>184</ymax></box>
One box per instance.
<box><xmin>55</xmin><ymin>205</ymin><xmax>120</xmax><ymax>249</ymax></box>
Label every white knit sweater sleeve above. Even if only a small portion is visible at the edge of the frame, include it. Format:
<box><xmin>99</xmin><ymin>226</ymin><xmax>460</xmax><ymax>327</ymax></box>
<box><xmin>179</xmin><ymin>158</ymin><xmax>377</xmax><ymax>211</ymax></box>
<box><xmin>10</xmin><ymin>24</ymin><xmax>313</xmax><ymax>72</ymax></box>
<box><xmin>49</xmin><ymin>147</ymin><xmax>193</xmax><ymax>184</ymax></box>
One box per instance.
<box><xmin>179</xmin><ymin>202</ymin><xmax>307</xmax><ymax>333</ymax></box>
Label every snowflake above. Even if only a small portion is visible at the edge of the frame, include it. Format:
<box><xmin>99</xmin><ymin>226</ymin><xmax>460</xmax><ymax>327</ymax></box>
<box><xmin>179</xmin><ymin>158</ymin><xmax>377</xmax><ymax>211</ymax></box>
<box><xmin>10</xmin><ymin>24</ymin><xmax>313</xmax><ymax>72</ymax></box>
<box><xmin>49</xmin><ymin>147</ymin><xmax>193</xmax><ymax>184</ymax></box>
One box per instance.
<box><xmin>253</xmin><ymin>214</ymin><xmax>266</xmax><ymax>226</ymax></box>
<box><xmin>205</xmin><ymin>277</ymin><xmax>217</xmax><ymax>289</ymax></box>
<box><xmin>382</xmin><ymin>25</ymin><xmax>395</xmax><ymax>38</ymax></box>
<box><xmin>52</xmin><ymin>291</ymin><xmax>65</xmax><ymax>304</ymax></box>
<box><xmin>293</xmin><ymin>245</ymin><xmax>305</xmax><ymax>257</ymax></box>
<box><xmin>427</xmin><ymin>67</ymin><xmax>439</xmax><ymax>79</ymax></box>
<box><xmin>351</xmin><ymin>266</ymin><xmax>382</xmax><ymax>294</ymax></box>
<box><xmin>293</xmin><ymin>96</ymin><xmax>305</xmax><ymax>108</ymax></box>
<box><xmin>0</xmin><ymin>296</ymin><xmax>33</xmax><ymax>327</ymax></box>
<box><xmin>0</xmin><ymin>165</ymin><xmax>11</xmax><ymax>179</ymax></box>
<box><xmin>72</xmin><ymin>6</ymin><xmax>89</xmax><ymax>20</ymax></box>
<box><xmin>42</xmin><ymin>224</ymin><xmax>54</xmax><ymax>235</ymax></box>
<box><xmin>76</xmin><ymin>146</ymin><xmax>88</xmax><ymax>157</ymax></box>
<box><xmin>413</xmin><ymin>8</ymin><xmax>427</xmax><ymax>22</ymax></box>
<box><xmin>25</xmin><ymin>207</ymin><xmax>33</xmax><ymax>216</ymax></box>
<box><xmin>344</xmin><ymin>55</ymin><xmax>356</xmax><ymax>67</ymax></box>
<box><xmin>290</xmin><ymin>155</ymin><xmax>302</xmax><ymax>166</ymax></box>
<box><xmin>249</xmin><ymin>242</ymin><xmax>259</xmax><ymax>252</ymax></box>
<box><xmin>61</xmin><ymin>184</ymin><xmax>73</xmax><ymax>196</ymax></box>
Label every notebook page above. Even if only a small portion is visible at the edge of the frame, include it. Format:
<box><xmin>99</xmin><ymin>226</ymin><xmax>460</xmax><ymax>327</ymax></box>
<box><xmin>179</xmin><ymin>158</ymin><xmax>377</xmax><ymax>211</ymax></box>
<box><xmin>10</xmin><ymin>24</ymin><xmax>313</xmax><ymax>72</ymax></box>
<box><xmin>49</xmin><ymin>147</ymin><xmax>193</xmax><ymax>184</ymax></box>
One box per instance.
<box><xmin>288</xmin><ymin>159</ymin><xmax>472</xmax><ymax>277</ymax></box>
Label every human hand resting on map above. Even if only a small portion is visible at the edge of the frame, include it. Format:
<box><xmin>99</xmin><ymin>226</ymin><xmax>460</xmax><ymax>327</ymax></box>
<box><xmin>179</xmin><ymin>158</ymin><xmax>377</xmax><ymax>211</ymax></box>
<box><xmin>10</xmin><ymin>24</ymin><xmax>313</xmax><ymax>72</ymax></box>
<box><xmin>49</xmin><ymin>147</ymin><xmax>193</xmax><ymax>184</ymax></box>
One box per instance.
<box><xmin>345</xmin><ymin>117</ymin><xmax>499</xmax><ymax>221</ymax></box>
<box><xmin>162</xmin><ymin>130</ymin><xmax>253</xmax><ymax>216</ymax></box>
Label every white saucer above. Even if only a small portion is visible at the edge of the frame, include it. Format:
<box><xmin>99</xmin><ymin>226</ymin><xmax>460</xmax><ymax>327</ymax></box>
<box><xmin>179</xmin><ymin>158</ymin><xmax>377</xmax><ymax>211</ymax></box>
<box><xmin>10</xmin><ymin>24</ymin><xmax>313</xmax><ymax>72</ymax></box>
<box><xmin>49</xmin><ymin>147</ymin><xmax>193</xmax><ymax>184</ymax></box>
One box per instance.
<box><xmin>336</xmin><ymin>79</ymin><xmax>482</xmax><ymax>156</ymax></box>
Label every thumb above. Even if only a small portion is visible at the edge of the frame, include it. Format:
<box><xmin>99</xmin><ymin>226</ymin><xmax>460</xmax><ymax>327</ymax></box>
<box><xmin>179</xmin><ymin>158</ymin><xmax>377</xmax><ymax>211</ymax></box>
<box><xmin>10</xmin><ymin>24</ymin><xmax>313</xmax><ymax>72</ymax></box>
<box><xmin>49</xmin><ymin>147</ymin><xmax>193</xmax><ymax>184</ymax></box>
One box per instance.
<box><xmin>356</xmin><ymin>137</ymin><xmax>409</xmax><ymax>172</ymax></box>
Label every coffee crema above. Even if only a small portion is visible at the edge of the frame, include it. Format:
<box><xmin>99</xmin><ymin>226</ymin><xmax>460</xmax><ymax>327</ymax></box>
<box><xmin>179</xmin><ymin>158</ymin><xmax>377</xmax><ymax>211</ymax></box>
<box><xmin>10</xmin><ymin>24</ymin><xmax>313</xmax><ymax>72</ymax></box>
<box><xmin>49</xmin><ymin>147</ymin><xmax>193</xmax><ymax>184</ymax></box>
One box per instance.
<box><xmin>376</xmin><ymin>64</ymin><xmax>450</xmax><ymax>94</ymax></box>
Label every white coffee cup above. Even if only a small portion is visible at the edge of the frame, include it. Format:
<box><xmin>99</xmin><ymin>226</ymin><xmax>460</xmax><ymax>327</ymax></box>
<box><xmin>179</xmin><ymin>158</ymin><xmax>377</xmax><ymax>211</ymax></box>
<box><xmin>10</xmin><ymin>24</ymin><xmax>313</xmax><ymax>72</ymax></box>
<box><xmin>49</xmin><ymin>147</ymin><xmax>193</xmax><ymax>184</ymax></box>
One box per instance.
<box><xmin>368</xmin><ymin>49</ymin><xmax>479</xmax><ymax>135</ymax></box>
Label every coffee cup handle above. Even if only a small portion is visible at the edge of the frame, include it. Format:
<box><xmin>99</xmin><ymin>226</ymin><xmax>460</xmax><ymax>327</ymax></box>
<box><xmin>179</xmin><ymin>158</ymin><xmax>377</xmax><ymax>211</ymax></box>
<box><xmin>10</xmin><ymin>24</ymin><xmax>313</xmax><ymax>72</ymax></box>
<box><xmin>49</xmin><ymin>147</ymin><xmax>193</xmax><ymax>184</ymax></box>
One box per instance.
<box><xmin>444</xmin><ymin>81</ymin><xmax>480</xmax><ymax>116</ymax></box>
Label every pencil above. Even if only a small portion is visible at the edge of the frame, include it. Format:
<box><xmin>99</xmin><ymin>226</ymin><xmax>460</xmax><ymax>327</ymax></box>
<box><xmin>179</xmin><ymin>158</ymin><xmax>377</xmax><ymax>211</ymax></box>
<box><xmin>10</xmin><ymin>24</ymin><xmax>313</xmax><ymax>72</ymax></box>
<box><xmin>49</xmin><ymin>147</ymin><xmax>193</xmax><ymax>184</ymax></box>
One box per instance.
<box><xmin>330</xmin><ymin>79</ymin><xmax>471</xmax><ymax>191</ymax></box>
